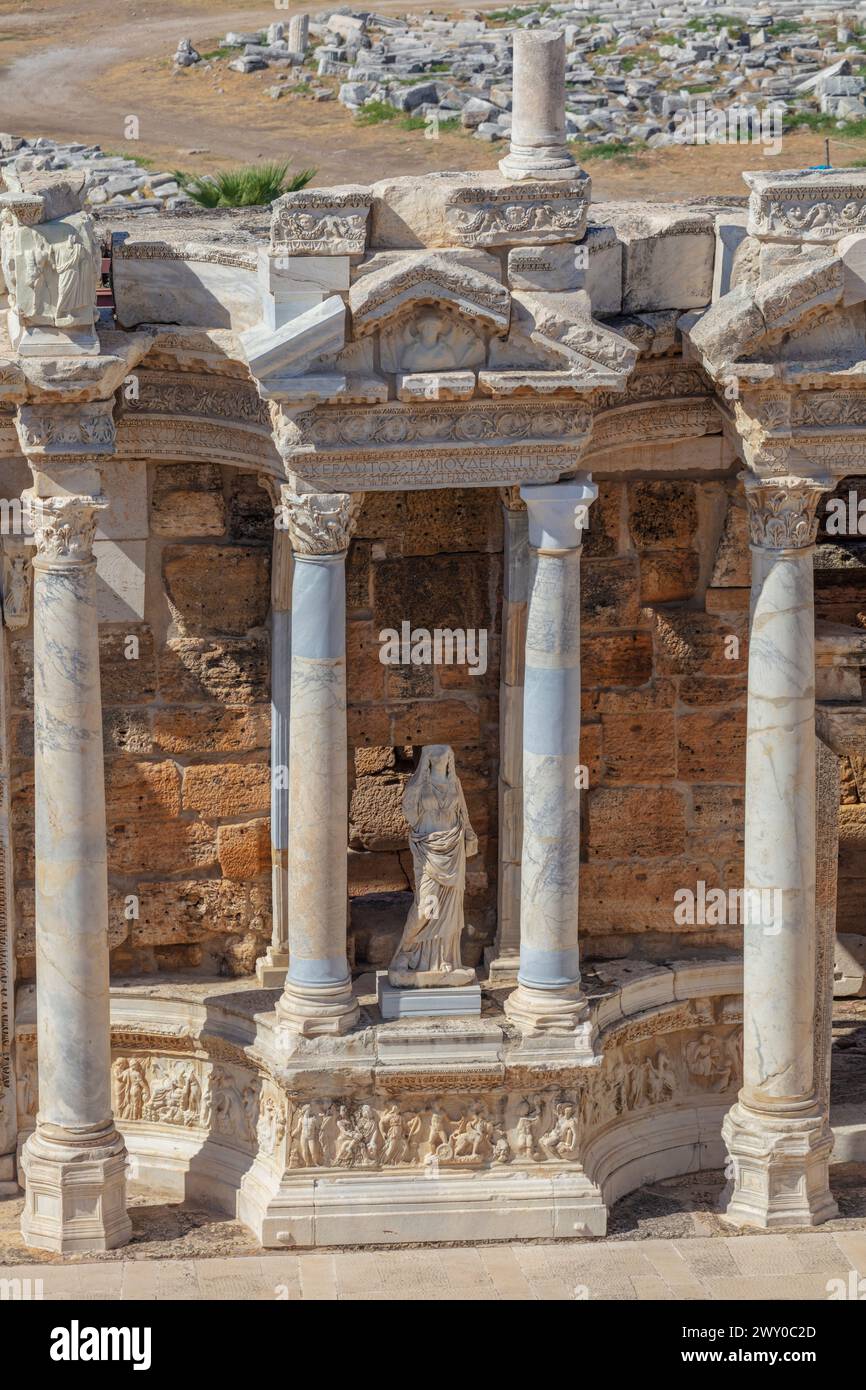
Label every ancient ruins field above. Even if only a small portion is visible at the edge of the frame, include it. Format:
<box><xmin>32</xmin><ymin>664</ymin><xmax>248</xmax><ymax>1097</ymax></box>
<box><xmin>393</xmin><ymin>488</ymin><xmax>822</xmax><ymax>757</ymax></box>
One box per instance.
<box><xmin>1</xmin><ymin>0</ymin><xmax>864</xmax><ymax>197</ymax></box>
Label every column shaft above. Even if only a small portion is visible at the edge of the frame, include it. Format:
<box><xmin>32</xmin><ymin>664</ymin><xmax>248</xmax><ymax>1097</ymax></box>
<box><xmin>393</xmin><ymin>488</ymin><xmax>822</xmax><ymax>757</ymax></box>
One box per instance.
<box><xmin>505</xmin><ymin>477</ymin><xmax>596</xmax><ymax>1046</ymax></box>
<box><xmin>722</xmin><ymin>473</ymin><xmax>837</xmax><ymax>1228</ymax></box>
<box><xmin>20</xmin><ymin>488</ymin><xmax>130</xmax><ymax>1253</ymax></box>
<box><xmin>277</xmin><ymin>491</ymin><xmax>362</xmax><ymax>1036</ymax></box>
<box><xmin>258</xmin><ymin>510</ymin><xmax>292</xmax><ymax>989</ymax></box>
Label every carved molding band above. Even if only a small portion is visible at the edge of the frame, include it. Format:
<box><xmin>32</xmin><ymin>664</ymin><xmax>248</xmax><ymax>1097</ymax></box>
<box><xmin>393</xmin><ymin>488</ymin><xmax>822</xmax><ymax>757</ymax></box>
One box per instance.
<box><xmin>743</xmin><ymin>473</ymin><xmax>833</xmax><ymax>551</ymax></box>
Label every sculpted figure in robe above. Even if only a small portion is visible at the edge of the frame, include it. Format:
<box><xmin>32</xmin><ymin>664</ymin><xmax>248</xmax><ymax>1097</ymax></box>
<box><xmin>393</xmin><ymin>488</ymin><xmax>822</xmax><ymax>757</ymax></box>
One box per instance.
<box><xmin>388</xmin><ymin>744</ymin><xmax>477</xmax><ymax>988</ymax></box>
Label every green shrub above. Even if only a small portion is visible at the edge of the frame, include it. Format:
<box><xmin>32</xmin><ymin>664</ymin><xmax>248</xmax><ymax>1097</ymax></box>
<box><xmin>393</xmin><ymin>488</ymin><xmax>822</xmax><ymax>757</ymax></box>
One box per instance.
<box><xmin>173</xmin><ymin>162</ymin><xmax>315</xmax><ymax>207</ymax></box>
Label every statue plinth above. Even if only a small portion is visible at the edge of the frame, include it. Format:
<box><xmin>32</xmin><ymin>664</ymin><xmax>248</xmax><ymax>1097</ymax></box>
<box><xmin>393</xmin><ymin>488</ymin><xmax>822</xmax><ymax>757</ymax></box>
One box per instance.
<box><xmin>377</xmin><ymin>973</ymin><xmax>481</xmax><ymax>1020</ymax></box>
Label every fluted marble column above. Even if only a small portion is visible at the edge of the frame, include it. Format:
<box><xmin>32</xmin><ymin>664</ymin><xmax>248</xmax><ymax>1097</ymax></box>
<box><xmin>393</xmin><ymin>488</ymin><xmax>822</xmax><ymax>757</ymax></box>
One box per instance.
<box><xmin>722</xmin><ymin>473</ymin><xmax>838</xmax><ymax>1229</ymax></box>
<box><xmin>276</xmin><ymin>490</ymin><xmax>363</xmax><ymax>1036</ymax></box>
<box><xmin>257</xmin><ymin>486</ymin><xmax>293</xmax><ymax>989</ymax></box>
<box><xmin>505</xmin><ymin>477</ymin><xmax>597</xmax><ymax>1048</ymax></box>
<box><xmin>19</xmin><ymin>483</ymin><xmax>131</xmax><ymax>1253</ymax></box>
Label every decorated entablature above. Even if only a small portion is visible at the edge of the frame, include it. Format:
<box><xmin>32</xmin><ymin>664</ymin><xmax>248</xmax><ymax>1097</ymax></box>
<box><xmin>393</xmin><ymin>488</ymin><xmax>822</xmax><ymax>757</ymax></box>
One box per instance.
<box><xmin>1</xmin><ymin>47</ymin><xmax>865</xmax><ymax>1252</ymax></box>
<box><xmin>682</xmin><ymin>168</ymin><xmax>866</xmax><ymax>483</ymax></box>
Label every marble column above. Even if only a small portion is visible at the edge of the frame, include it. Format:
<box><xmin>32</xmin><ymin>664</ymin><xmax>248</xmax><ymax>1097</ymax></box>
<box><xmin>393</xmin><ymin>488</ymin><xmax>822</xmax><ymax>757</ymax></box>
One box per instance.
<box><xmin>276</xmin><ymin>489</ymin><xmax>363</xmax><ymax>1036</ymax></box>
<box><xmin>722</xmin><ymin>473</ymin><xmax>838</xmax><ymax>1229</ymax></box>
<box><xmin>257</xmin><ymin>487</ymin><xmax>293</xmax><ymax>989</ymax></box>
<box><xmin>499</xmin><ymin>29</ymin><xmax>578</xmax><ymax>181</ymax></box>
<box><xmin>19</xmin><ymin>483</ymin><xmax>131</xmax><ymax>1253</ymax></box>
<box><xmin>505</xmin><ymin>477</ymin><xmax>597</xmax><ymax>1047</ymax></box>
<box><xmin>488</xmin><ymin>488</ymin><xmax>528</xmax><ymax>983</ymax></box>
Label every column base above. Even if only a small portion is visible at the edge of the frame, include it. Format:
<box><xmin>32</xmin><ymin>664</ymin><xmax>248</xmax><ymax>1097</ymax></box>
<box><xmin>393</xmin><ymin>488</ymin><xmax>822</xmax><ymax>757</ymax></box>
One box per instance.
<box><xmin>20</xmin><ymin>1126</ymin><xmax>132</xmax><ymax>1254</ymax></box>
<box><xmin>256</xmin><ymin>947</ymin><xmax>289</xmax><ymax>989</ymax></box>
<box><xmin>484</xmin><ymin>948</ymin><xmax>520</xmax><ymax>985</ymax></box>
<box><xmin>498</xmin><ymin>146</ymin><xmax>580</xmax><ymax>181</ymax></box>
<box><xmin>720</xmin><ymin>1098</ymin><xmax>838</xmax><ymax>1230</ymax></box>
<box><xmin>276</xmin><ymin>977</ymin><xmax>360</xmax><ymax>1037</ymax></box>
<box><xmin>504</xmin><ymin>981</ymin><xmax>596</xmax><ymax>1051</ymax></box>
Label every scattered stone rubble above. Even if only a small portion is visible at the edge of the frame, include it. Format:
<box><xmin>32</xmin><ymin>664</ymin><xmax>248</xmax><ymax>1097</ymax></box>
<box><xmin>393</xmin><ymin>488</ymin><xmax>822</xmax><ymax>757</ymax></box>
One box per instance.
<box><xmin>0</xmin><ymin>132</ymin><xmax>192</xmax><ymax>215</ymax></box>
<box><xmin>171</xmin><ymin>3</ymin><xmax>866</xmax><ymax>146</ymax></box>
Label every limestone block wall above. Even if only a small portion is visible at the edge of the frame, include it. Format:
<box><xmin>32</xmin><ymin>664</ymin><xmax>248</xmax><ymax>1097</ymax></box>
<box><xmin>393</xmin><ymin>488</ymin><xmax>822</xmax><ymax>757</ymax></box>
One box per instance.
<box><xmin>9</xmin><ymin>461</ymin><xmax>276</xmax><ymax>979</ymax></box>
<box><xmin>3</xmin><ymin>454</ymin><xmax>863</xmax><ymax>981</ymax></box>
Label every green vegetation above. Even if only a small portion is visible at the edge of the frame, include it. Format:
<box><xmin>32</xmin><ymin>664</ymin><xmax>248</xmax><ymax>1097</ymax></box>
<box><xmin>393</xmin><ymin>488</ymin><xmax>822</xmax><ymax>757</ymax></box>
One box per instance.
<box><xmin>572</xmin><ymin>140</ymin><xmax>641</xmax><ymax>162</ymax></box>
<box><xmin>355</xmin><ymin>100</ymin><xmax>459</xmax><ymax>132</ymax></box>
<box><xmin>767</xmin><ymin>19</ymin><xmax>801</xmax><ymax>37</ymax></box>
<box><xmin>198</xmin><ymin>47</ymin><xmax>233</xmax><ymax>61</ymax></box>
<box><xmin>104</xmin><ymin>150</ymin><xmax>154</xmax><ymax>169</ymax></box>
<box><xmin>487</xmin><ymin>2</ymin><xmax>549</xmax><ymax>23</ymax></box>
<box><xmin>173</xmin><ymin>162</ymin><xmax>315</xmax><ymax>208</ymax></box>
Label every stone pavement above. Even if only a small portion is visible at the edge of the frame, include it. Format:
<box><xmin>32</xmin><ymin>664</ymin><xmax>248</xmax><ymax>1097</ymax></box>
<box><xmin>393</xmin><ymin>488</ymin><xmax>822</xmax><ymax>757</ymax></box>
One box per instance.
<box><xmin>3</xmin><ymin>1229</ymin><xmax>866</xmax><ymax>1301</ymax></box>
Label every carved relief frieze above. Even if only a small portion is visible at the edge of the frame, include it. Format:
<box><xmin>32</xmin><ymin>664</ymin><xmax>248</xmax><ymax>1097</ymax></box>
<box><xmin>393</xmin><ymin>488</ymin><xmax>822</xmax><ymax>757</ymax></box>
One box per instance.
<box><xmin>16</xmin><ymin>400</ymin><xmax>115</xmax><ymax>456</ymax></box>
<box><xmin>270</xmin><ymin>185</ymin><xmax>371</xmax><ymax>256</ymax></box>
<box><xmin>445</xmin><ymin>178</ymin><xmax>590</xmax><ymax>248</ymax></box>
<box><xmin>121</xmin><ymin>371</ymin><xmax>270</xmax><ymax>427</ymax></box>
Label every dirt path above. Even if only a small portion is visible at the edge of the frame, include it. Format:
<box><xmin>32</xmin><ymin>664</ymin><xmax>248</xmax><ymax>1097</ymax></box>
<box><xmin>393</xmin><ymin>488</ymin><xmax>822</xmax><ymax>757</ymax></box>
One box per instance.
<box><xmin>1</xmin><ymin>0</ymin><xmax>864</xmax><ymax>192</ymax></box>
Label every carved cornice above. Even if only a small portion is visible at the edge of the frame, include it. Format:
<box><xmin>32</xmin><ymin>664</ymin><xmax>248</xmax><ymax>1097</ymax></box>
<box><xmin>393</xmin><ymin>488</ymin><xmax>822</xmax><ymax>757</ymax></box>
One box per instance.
<box><xmin>281</xmin><ymin>490</ymin><xmax>364</xmax><ymax>556</ymax></box>
<box><xmin>743</xmin><ymin>473</ymin><xmax>833</xmax><ymax>551</ymax></box>
<box><xmin>23</xmin><ymin>490</ymin><xmax>107</xmax><ymax>565</ymax></box>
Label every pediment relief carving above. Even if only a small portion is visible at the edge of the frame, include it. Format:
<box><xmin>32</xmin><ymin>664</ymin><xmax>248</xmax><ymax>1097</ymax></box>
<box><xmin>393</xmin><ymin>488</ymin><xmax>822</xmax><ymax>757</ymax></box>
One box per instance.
<box><xmin>379</xmin><ymin>306</ymin><xmax>485</xmax><ymax>374</ymax></box>
<box><xmin>349</xmin><ymin>251</ymin><xmax>510</xmax><ymax>339</ymax></box>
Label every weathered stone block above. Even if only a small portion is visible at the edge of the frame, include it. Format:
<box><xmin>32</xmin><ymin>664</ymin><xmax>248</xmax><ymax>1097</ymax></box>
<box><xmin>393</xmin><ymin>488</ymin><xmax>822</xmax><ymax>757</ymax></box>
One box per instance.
<box><xmin>640</xmin><ymin>551</ymin><xmax>700</xmax><ymax>604</ymax></box>
<box><xmin>151</xmin><ymin>706</ymin><xmax>270</xmax><ymax>754</ymax></box>
<box><xmin>628</xmin><ymin>481</ymin><xmax>698</xmax><ymax>552</ymax></box>
<box><xmin>677</xmin><ymin>710</ymin><xmax>746</xmax><ymax>782</ymax></box>
<box><xmin>218</xmin><ymin>819</ymin><xmax>271</xmax><ymax>880</ymax></box>
<box><xmin>653</xmin><ymin>610</ymin><xmax>748</xmax><ymax>677</ymax></box>
<box><xmin>588</xmin><ymin>786</ymin><xmax>687</xmax><ymax>859</ymax></box>
<box><xmin>105</xmin><ymin>759</ymin><xmax>182</xmax><ymax>821</ymax></box>
<box><xmin>582</xmin><ymin>632</ymin><xmax>653</xmax><ymax>687</ymax></box>
<box><xmin>163</xmin><ymin>546</ymin><xmax>270</xmax><ymax>636</ymax></box>
<box><xmin>158</xmin><ymin>637</ymin><xmax>270</xmax><ymax>704</ymax></box>
<box><xmin>182</xmin><ymin>762</ymin><xmax>271</xmax><ymax>817</ymax></box>
<box><xmin>582</xmin><ymin>556</ymin><xmax>641</xmax><ymax>631</ymax></box>
<box><xmin>347</xmin><ymin>848</ymin><xmax>409</xmax><ymax>896</ymax></box>
<box><xmin>601</xmin><ymin>712</ymin><xmax>677</xmax><ymax>782</ymax></box>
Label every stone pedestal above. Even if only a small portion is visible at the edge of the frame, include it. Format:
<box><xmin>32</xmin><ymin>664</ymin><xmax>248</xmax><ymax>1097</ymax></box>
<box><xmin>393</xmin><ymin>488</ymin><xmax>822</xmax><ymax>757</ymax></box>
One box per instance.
<box><xmin>276</xmin><ymin>491</ymin><xmax>363</xmax><ymax>1037</ymax></box>
<box><xmin>19</xmin><ymin>483</ymin><xmax>131</xmax><ymax>1253</ymax></box>
<box><xmin>499</xmin><ymin>30</ymin><xmax>579</xmax><ymax>182</ymax></box>
<box><xmin>505</xmin><ymin>478</ymin><xmax>597</xmax><ymax>1048</ymax></box>
<box><xmin>721</xmin><ymin>474</ymin><xmax>838</xmax><ymax>1229</ymax></box>
<box><xmin>377</xmin><ymin>974</ymin><xmax>481</xmax><ymax>1020</ymax></box>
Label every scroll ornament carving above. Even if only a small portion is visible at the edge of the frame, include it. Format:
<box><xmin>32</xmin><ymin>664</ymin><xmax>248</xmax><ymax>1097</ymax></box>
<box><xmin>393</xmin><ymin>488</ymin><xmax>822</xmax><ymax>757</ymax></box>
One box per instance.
<box><xmin>24</xmin><ymin>491</ymin><xmax>107</xmax><ymax>563</ymax></box>
<box><xmin>281</xmin><ymin>489</ymin><xmax>364</xmax><ymax>555</ymax></box>
<box><xmin>0</xmin><ymin>209</ymin><xmax>101</xmax><ymax>329</ymax></box>
<box><xmin>744</xmin><ymin>474</ymin><xmax>832</xmax><ymax>550</ymax></box>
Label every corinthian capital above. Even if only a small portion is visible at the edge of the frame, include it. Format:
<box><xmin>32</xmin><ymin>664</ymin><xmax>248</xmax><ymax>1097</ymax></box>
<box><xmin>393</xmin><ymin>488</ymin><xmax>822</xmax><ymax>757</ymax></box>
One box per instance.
<box><xmin>743</xmin><ymin>473</ymin><xmax>833</xmax><ymax>552</ymax></box>
<box><xmin>279</xmin><ymin>489</ymin><xmax>364</xmax><ymax>556</ymax></box>
<box><xmin>23</xmin><ymin>490</ymin><xmax>107</xmax><ymax>565</ymax></box>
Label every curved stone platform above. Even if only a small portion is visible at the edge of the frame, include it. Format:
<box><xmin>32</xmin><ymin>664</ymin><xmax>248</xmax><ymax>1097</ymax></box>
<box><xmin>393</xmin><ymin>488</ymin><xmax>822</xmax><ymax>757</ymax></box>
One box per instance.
<box><xmin>12</xmin><ymin>956</ymin><xmax>775</xmax><ymax>1246</ymax></box>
